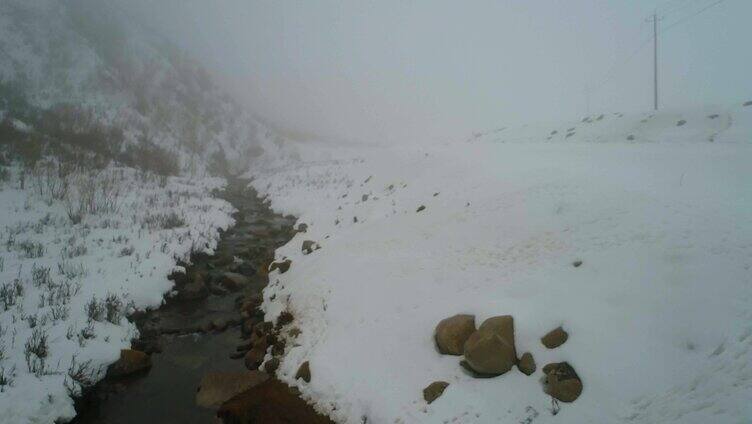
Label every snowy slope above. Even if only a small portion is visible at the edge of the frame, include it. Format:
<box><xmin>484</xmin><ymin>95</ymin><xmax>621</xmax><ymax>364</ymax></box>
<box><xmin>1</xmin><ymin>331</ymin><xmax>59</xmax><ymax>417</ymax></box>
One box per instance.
<box><xmin>248</xmin><ymin>103</ymin><xmax>752</xmax><ymax>424</ymax></box>
<box><xmin>0</xmin><ymin>0</ymin><xmax>281</xmax><ymax>175</ymax></box>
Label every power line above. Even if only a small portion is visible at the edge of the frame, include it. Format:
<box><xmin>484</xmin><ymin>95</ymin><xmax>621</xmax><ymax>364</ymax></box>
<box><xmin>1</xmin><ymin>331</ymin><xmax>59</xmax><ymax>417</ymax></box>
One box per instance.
<box><xmin>660</xmin><ymin>0</ymin><xmax>727</xmax><ymax>34</ymax></box>
<box><xmin>589</xmin><ymin>36</ymin><xmax>653</xmax><ymax>94</ymax></box>
<box><xmin>656</xmin><ymin>0</ymin><xmax>705</xmax><ymax>16</ymax></box>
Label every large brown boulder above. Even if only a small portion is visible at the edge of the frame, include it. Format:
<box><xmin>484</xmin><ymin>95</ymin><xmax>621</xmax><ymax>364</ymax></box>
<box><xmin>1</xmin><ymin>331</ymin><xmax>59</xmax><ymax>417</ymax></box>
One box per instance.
<box><xmin>107</xmin><ymin>349</ymin><xmax>151</xmax><ymax>378</ymax></box>
<box><xmin>423</xmin><ymin>381</ymin><xmax>449</xmax><ymax>404</ymax></box>
<box><xmin>541</xmin><ymin>326</ymin><xmax>568</xmax><ymax>349</ymax></box>
<box><xmin>217</xmin><ymin>379</ymin><xmax>333</xmax><ymax>424</ymax></box>
<box><xmin>434</xmin><ymin>314</ymin><xmax>476</xmax><ymax>355</ymax></box>
<box><xmin>463</xmin><ymin>331</ymin><xmax>516</xmax><ymax>376</ymax></box>
<box><xmin>462</xmin><ymin>315</ymin><xmax>517</xmax><ymax>376</ymax></box>
<box><xmin>196</xmin><ymin>371</ymin><xmax>269</xmax><ymax>409</ymax></box>
<box><xmin>543</xmin><ymin>362</ymin><xmax>583</xmax><ymax>402</ymax></box>
<box><xmin>478</xmin><ymin>315</ymin><xmax>516</xmax><ymax>355</ymax></box>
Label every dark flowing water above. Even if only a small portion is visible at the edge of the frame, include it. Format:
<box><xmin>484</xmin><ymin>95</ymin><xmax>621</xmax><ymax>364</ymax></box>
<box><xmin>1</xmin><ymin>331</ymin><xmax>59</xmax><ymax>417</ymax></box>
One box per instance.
<box><xmin>71</xmin><ymin>178</ymin><xmax>318</xmax><ymax>424</ymax></box>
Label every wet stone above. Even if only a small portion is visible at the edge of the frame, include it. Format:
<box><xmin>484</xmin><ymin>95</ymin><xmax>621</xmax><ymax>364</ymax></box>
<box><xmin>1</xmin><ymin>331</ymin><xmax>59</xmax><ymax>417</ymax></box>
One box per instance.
<box><xmin>295</xmin><ymin>361</ymin><xmax>311</xmax><ymax>383</ymax></box>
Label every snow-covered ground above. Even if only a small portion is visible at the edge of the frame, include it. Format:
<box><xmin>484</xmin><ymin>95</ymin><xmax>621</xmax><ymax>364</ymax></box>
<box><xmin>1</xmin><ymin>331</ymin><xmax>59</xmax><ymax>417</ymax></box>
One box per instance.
<box><xmin>249</xmin><ymin>103</ymin><xmax>752</xmax><ymax>424</ymax></box>
<box><xmin>0</xmin><ymin>160</ymin><xmax>234</xmax><ymax>423</ymax></box>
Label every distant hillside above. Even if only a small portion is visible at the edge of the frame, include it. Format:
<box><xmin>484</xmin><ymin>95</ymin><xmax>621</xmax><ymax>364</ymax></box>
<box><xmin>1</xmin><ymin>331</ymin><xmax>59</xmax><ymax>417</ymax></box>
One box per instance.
<box><xmin>0</xmin><ymin>0</ymin><xmax>282</xmax><ymax>176</ymax></box>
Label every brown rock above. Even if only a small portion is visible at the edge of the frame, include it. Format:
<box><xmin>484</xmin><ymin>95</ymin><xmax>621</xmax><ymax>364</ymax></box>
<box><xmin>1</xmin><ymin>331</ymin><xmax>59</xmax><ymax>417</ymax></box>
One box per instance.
<box><xmin>301</xmin><ymin>240</ymin><xmax>320</xmax><ymax>255</ymax></box>
<box><xmin>264</xmin><ymin>358</ymin><xmax>280</xmax><ymax>374</ymax></box>
<box><xmin>269</xmin><ymin>259</ymin><xmax>292</xmax><ymax>274</ymax></box>
<box><xmin>517</xmin><ymin>352</ymin><xmax>536</xmax><ymax>376</ymax></box>
<box><xmin>423</xmin><ymin>381</ymin><xmax>449</xmax><ymax>404</ymax></box>
<box><xmin>478</xmin><ymin>315</ymin><xmax>516</xmax><ymax>356</ymax></box>
<box><xmin>254</xmin><ymin>321</ymin><xmax>273</xmax><ymax>337</ymax></box>
<box><xmin>252</xmin><ymin>334</ymin><xmax>269</xmax><ymax>352</ymax></box>
<box><xmin>241</xmin><ymin>318</ymin><xmax>260</xmax><ymax>337</ymax></box>
<box><xmin>295</xmin><ymin>361</ymin><xmax>311</xmax><ymax>383</ymax></box>
<box><xmin>243</xmin><ymin>293</ymin><xmax>263</xmax><ymax>313</ymax></box>
<box><xmin>541</xmin><ymin>326</ymin><xmax>568</xmax><ymax>349</ymax></box>
<box><xmin>277</xmin><ymin>311</ymin><xmax>294</xmax><ymax>327</ymax></box>
<box><xmin>196</xmin><ymin>371</ymin><xmax>269</xmax><ymax>409</ymax></box>
<box><xmin>543</xmin><ymin>362</ymin><xmax>582</xmax><ymax>402</ymax></box>
<box><xmin>462</xmin><ymin>331</ymin><xmax>516</xmax><ymax>376</ymax></box>
<box><xmin>244</xmin><ymin>348</ymin><xmax>266</xmax><ymax>370</ymax></box>
<box><xmin>217</xmin><ymin>379</ymin><xmax>333</xmax><ymax>424</ymax></box>
<box><xmin>434</xmin><ymin>314</ymin><xmax>476</xmax><ymax>355</ymax></box>
<box><xmin>271</xmin><ymin>337</ymin><xmax>286</xmax><ymax>356</ymax></box>
<box><xmin>220</xmin><ymin>272</ymin><xmax>251</xmax><ymax>292</ymax></box>
<box><xmin>107</xmin><ymin>349</ymin><xmax>151</xmax><ymax>378</ymax></box>
<box><xmin>459</xmin><ymin>360</ymin><xmax>507</xmax><ymax>379</ymax></box>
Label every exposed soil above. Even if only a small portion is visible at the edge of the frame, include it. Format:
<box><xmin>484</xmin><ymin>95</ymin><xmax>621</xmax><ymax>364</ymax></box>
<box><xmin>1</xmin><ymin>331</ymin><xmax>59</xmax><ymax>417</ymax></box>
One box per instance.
<box><xmin>71</xmin><ymin>178</ymin><xmax>332</xmax><ymax>424</ymax></box>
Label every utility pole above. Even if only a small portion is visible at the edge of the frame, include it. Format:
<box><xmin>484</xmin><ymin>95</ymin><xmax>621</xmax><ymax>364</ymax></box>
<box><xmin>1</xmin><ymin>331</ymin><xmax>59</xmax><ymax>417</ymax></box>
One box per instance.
<box><xmin>647</xmin><ymin>12</ymin><xmax>660</xmax><ymax>111</ymax></box>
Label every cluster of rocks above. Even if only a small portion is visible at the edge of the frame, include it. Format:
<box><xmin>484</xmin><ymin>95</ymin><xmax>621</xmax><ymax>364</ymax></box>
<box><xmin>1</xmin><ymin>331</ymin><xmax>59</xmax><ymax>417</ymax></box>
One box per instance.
<box><xmin>185</xmin><ymin>220</ymin><xmax>329</xmax><ymax>422</ymax></box>
<box><xmin>426</xmin><ymin>314</ymin><xmax>582</xmax><ymax>406</ymax></box>
<box><xmin>201</xmin><ymin>236</ymin><xmax>318</xmax><ymax>419</ymax></box>
<box><xmin>169</xmin><ymin>261</ymin><xmax>259</xmax><ymax>302</ymax></box>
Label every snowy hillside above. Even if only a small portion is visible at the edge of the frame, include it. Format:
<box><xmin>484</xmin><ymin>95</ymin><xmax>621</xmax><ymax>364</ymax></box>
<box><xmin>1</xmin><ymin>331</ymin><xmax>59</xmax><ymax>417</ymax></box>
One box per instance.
<box><xmin>249</xmin><ymin>103</ymin><xmax>752</xmax><ymax>423</ymax></box>
<box><xmin>0</xmin><ymin>0</ymin><xmax>281</xmax><ymax>175</ymax></box>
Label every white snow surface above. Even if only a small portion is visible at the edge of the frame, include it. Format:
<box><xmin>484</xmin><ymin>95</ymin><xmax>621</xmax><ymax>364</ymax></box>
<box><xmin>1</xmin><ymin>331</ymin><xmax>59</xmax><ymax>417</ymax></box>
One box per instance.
<box><xmin>249</xmin><ymin>104</ymin><xmax>752</xmax><ymax>424</ymax></box>
<box><xmin>0</xmin><ymin>163</ymin><xmax>234</xmax><ymax>423</ymax></box>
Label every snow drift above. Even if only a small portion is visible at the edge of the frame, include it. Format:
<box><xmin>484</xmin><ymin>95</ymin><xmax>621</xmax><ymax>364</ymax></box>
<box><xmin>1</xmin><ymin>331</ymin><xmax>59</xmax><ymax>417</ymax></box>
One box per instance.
<box><xmin>249</xmin><ymin>103</ymin><xmax>752</xmax><ymax>423</ymax></box>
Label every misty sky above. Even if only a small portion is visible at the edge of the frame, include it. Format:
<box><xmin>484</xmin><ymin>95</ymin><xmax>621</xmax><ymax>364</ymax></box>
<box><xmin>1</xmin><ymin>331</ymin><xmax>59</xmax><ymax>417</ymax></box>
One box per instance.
<box><xmin>127</xmin><ymin>0</ymin><xmax>752</xmax><ymax>144</ymax></box>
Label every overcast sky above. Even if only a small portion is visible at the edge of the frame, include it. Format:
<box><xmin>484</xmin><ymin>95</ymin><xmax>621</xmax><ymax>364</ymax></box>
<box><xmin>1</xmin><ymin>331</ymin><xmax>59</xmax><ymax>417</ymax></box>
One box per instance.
<box><xmin>127</xmin><ymin>0</ymin><xmax>751</xmax><ymax>144</ymax></box>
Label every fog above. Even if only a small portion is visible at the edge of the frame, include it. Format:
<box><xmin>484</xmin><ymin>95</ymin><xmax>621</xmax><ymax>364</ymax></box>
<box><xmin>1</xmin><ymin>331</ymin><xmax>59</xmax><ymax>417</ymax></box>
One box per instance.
<box><xmin>125</xmin><ymin>0</ymin><xmax>751</xmax><ymax>144</ymax></box>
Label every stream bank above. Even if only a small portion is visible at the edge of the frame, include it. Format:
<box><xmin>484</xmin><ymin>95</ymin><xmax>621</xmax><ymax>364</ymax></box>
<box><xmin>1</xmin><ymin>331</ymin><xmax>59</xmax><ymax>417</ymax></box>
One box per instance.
<box><xmin>71</xmin><ymin>178</ymin><xmax>332</xmax><ymax>424</ymax></box>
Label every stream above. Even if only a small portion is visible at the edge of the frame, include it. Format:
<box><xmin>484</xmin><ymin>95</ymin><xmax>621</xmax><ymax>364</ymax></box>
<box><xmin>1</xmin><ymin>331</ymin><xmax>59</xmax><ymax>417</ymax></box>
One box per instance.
<box><xmin>71</xmin><ymin>178</ymin><xmax>331</xmax><ymax>424</ymax></box>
